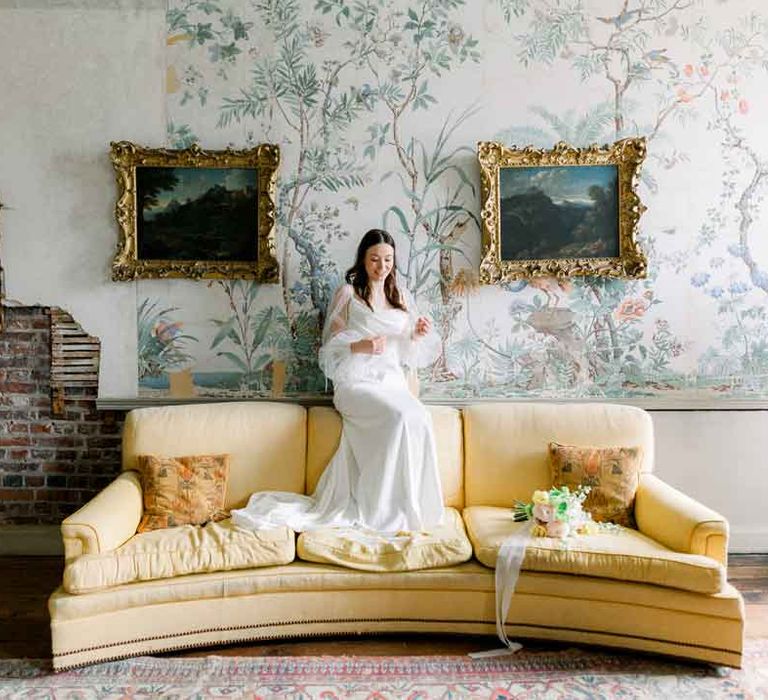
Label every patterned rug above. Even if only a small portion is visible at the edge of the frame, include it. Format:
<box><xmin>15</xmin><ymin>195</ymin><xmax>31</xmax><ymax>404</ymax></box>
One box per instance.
<box><xmin>1</xmin><ymin>640</ymin><xmax>767</xmax><ymax>699</ymax></box>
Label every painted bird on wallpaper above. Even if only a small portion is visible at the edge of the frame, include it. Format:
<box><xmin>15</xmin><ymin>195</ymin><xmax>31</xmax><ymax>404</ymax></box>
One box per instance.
<box><xmin>642</xmin><ymin>48</ymin><xmax>678</xmax><ymax>76</ymax></box>
<box><xmin>643</xmin><ymin>48</ymin><xmax>671</xmax><ymax>65</ymax></box>
<box><xmin>597</xmin><ymin>8</ymin><xmax>643</xmax><ymax>28</ymax></box>
<box><xmin>506</xmin><ymin>278</ymin><xmax>573</xmax><ymax>308</ymax></box>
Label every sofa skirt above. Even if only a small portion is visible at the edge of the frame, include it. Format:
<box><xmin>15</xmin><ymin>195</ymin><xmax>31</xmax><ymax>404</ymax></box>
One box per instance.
<box><xmin>49</xmin><ymin>561</ymin><xmax>745</xmax><ymax>670</ymax></box>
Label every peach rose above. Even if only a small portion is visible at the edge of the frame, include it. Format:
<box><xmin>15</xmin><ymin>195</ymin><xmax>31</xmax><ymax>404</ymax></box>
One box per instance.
<box><xmin>738</xmin><ymin>99</ymin><xmax>749</xmax><ymax>115</ymax></box>
<box><xmin>546</xmin><ymin>520</ymin><xmax>570</xmax><ymax>538</ymax></box>
<box><xmin>532</xmin><ymin>504</ymin><xmax>554</xmax><ymax>523</ymax></box>
<box><xmin>683</xmin><ymin>64</ymin><xmax>694</xmax><ymax>77</ymax></box>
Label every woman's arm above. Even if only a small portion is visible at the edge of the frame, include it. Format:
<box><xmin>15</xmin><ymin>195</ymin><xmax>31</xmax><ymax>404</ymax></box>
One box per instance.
<box><xmin>318</xmin><ymin>285</ymin><xmax>376</xmax><ymax>381</ymax></box>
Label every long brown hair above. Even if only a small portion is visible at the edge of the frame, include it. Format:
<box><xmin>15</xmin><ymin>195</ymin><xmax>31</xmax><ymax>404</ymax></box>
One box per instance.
<box><xmin>345</xmin><ymin>229</ymin><xmax>407</xmax><ymax>312</ymax></box>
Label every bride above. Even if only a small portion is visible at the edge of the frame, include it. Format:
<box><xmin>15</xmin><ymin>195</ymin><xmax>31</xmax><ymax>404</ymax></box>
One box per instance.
<box><xmin>231</xmin><ymin>229</ymin><xmax>444</xmax><ymax>534</ymax></box>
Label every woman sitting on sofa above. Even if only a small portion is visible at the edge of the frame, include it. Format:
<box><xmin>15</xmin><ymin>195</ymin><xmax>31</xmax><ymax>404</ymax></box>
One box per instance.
<box><xmin>232</xmin><ymin>229</ymin><xmax>443</xmax><ymax>534</ymax></box>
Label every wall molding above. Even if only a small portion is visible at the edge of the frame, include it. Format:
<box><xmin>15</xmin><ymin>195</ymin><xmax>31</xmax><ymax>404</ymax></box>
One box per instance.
<box><xmin>729</xmin><ymin>528</ymin><xmax>768</xmax><ymax>554</ymax></box>
<box><xmin>97</xmin><ymin>395</ymin><xmax>768</xmax><ymax>412</ymax></box>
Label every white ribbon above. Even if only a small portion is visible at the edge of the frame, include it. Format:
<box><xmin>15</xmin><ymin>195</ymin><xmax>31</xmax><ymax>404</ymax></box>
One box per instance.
<box><xmin>470</xmin><ymin>520</ymin><xmax>533</xmax><ymax>659</ymax></box>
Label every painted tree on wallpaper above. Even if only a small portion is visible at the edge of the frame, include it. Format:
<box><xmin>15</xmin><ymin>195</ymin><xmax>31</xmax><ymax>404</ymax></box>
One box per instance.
<box><xmin>686</xmin><ymin>13</ymin><xmax>768</xmax><ymax>392</ymax></box>
<box><xmin>231</xmin><ymin>0</ymin><xmax>482</xmax><ymax>385</ymax></box>
<box><xmin>160</xmin><ymin>0</ymin><xmax>482</xmax><ymax>394</ymax></box>
<box><xmin>209</xmin><ymin>281</ymin><xmax>291</xmax><ymax>391</ymax></box>
<box><xmin>231</xmin><ymin>3</ymin><xmax>364</xmax><ymax>389</ymax></box>
<box><xmin>336</xmin><ymin>1</ymin><xmax>482</xmax><ymax>379</ymax></box>
<box><xmin>166</xmin><ymin>0</ymin><xmax>363</xmax><ymax>390</ymax></box>
<box><xmin>378</xmin><ymin>108</ymin><xmax>481</xmax><ymax>381</ymax></box>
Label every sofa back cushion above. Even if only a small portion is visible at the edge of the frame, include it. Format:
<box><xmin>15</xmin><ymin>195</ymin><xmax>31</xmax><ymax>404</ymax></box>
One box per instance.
<box><xmin>464</xmin><ymin>403</ymin><xmax>654</xmax><ymax>507</ymax></box>
<box><xmin>122</xmin><ymin>402</ymin><xmax>306</xmax><ymax>510</ymax></box>
<box><xmin>306</xmin><ymin>405</ymin><xmax>464</xmax><ymax>508</ymax></box>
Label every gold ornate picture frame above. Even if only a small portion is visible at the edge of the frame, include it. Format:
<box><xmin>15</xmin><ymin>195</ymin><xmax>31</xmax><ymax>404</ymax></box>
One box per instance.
<box><xmin>110</xmin><ymin>141</ymin><xmax>279</xmax><ymax>281</ymax></box>
<box><xmin>477</xmin><ymin>138</ymin><xmax>647</xmax><ymax>282</ymax></box>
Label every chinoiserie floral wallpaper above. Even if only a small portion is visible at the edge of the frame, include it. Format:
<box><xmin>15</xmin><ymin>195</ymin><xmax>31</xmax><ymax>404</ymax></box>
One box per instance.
<box><xmin>137</xmin><ymin>0</ymin><xmax>768</xmax><ymax>400</ymax></box>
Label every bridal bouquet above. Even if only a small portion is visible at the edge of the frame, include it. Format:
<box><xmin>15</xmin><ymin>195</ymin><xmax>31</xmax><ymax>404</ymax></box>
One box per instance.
<box><xmin>512</xmin><ymin>486</ymin><xmax>598</xmax><ymax>539</ymax></box>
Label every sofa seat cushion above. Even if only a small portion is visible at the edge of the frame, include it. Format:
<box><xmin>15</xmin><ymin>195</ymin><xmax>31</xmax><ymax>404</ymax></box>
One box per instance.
<box><xmin>463</xmin><ymin>506</ymin><xmax>725</xmax><ymax>595</ymax></box>
<box><xmin>63</xmin><ymin>519</ymin><xmax>295</xmax><ymax>594</ymax></box>
<box><xmin>296</xmin><ymin>507</ymin><xmax>472</xmax><ymax>572</ymax></box>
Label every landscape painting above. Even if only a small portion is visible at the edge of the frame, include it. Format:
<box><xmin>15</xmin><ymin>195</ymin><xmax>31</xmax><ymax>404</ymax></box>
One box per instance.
<box><xmin>110</xmin><ymin>141</ymin><xmax>280</xmax><ymax>281</ymax></box>
<box><xmin>478</xmin><ymin>139</ymin><xmax>647</xmax><ymax>281</ymax></box>
<box><xmin>498</xmin><ymin>164</ymin><xmax>619</xmax><ymax>261</ymax></box>
<box><xmin>136</xmin><ymin>166</ymin><xmax>258</xmax><ymax>262</ymax></box>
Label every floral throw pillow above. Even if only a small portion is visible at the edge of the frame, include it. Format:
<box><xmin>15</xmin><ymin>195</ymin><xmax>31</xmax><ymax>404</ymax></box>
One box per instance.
<box><xmin>548</xmin><ymin>443</ymin><xmax>643</xmax><ymax>528</ymax></box>
<box><xmin>136</xmin><ymin>454</ymin><xmax>230</xmax><ymax>533</ymax></box>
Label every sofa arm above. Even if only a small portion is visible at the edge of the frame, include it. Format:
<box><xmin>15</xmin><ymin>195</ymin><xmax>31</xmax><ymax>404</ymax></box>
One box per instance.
<box><xmin>61</xmin><ymin>471</ymin><xmax>143</xmax><ymax>563</ymax></box>
<box><xmin>634</xmin><ymin>472</ymin><xmax>729</xmax><ymax>567</ymax></box>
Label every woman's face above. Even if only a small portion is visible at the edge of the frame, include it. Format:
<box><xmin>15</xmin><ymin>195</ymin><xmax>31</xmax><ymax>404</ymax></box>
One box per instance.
<box><xmin>364</xmin><ymin>243</ymin><xmax>395</xmax><ymax>283</ymax></box>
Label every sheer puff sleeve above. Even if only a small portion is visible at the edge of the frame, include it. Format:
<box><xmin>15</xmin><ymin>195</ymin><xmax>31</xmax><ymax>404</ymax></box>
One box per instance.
<box><xmin>398</xmin><ymin>285</ymin><xmax>441</xmax><ymax>370</ymax></box>
<box><xmin>318</xmin><ymin>284</ymin><xmax>366</xmax><ymax>383</ymax></box>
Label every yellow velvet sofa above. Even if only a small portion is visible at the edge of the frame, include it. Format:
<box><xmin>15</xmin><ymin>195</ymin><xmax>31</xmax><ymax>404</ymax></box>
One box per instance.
<box><xmin>49</xmin><ymin>401</ymin><xmax>744</xmax><ymax>670</ymax></box>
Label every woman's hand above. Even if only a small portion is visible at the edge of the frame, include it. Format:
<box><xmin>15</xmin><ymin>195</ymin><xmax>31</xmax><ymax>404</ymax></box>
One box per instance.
<box><xmin>351</xmin><ymin>335</ymin><xmax>386</xmax><ymax>355</ymax></box>
<box><xmin>413</xmin><ymin>316</ymin><xmax>431</xmax><ymax>339</ymax></box>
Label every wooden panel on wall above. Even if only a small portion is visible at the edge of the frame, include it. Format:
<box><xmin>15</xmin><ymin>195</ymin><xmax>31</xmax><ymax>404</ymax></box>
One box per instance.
<box><xmin>49</xmin><ymin>308</ymin><xmax>100</xmax><ymax>418</ymax></box>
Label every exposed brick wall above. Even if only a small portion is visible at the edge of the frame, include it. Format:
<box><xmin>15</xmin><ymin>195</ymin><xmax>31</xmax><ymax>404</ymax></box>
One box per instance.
<box><xmin>0</xmin><ymin>306</ymin><xmax>125</xmax><ymax>524</ymax></box>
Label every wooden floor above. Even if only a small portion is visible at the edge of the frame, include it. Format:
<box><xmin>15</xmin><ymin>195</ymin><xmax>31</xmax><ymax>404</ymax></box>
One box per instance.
<box><xmin>2</xmin><ymin>554</ymin><xmax>766</xmax><ymax>659</ymax></box>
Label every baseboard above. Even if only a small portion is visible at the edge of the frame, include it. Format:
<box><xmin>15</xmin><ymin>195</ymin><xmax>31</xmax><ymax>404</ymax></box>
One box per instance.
<box><xmin>0</xmin><ymin>525</ymin><xmax>63</xmax><ymax>556</ymax></box>
<box><xmin>728</xmin><ymin>528</ymin><xmax>768</xmax><ymax>554</ymax></box>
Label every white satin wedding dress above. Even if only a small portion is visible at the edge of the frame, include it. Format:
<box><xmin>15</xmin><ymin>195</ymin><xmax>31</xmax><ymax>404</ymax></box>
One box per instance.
<box><xmin>231</xmin><ymin>283</ymin><xmax>444</xmax><ymax>534</ymax></box>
